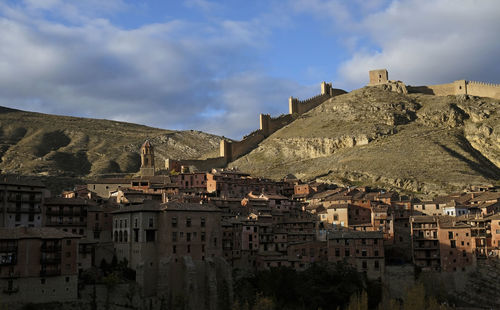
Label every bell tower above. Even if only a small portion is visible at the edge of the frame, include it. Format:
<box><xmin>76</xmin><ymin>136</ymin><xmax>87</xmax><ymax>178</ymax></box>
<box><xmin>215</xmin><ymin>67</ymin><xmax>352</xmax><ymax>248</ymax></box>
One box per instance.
<box><xmin>140</xmin><ymin>140</ymin><xmax>155</xmax><ymax>176</ymax></box>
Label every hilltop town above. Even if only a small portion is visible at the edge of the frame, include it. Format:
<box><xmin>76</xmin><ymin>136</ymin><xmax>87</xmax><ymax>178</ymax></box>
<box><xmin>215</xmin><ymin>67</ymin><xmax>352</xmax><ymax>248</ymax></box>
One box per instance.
<box><xmin>0</xmin><ymin>70</ymin><xmax>499</xmax><ymax>309</ymax></box>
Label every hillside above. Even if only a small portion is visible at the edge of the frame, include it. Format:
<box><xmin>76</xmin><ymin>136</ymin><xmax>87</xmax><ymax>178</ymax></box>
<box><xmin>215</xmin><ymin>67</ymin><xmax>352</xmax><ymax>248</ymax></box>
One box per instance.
<box><xmin>229</xmin><ymin>86</ymin><xmax>500</xmax><ymax>195</ymax></box>
<box><xmin>0</xmin><ymin>106</ymin><xmax>220</xmax><ymax>177</ymax></box>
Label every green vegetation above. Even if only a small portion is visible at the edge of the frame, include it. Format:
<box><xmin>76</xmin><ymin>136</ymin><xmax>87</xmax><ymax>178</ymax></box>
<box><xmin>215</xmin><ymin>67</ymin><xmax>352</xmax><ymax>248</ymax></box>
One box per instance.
<box><xmin>232</xmin><ymin>263</ymin><xmax>382</xmax><ymax>310</ymax></box>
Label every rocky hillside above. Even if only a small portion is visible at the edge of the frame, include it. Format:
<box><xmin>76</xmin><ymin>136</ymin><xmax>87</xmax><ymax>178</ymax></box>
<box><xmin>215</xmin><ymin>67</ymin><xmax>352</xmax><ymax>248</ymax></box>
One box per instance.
<box><xmin>230</xmin><ymin>86</ymin><xmax>500</xmax><ymax>195</ymax></box>
<box><xmin>0</xmin><ymin>106</ymin><xmax>220</xmax><ymax>177</ymax></box>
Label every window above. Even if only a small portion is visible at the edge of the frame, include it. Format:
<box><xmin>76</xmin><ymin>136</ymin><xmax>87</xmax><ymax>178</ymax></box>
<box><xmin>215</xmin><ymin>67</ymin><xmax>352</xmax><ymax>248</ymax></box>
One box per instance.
<box><xmin>362</xmin><ymin>239</ymin><xmax>366</xmax><ymax>245</ymax></box>
<box><xmin>172</xmin><ymin>217</ymin><xmax>178</xmax><ymax>228</ymax></box>
<box><xmin>375</xmin><ymin>250</ymin><xmax>379</xmax><ymax>257</ymax></box>
<box><xmin>186</xmin><ymin>217</ymin><xmax>191</xmax><ymax>227</ymax></box>
<box><xmin>201</xmin><ymin>232</ymin><xmax>206</xmax><ymax>242</ymax></box>
<box><xmin>134</xmin><ymin>230</ymin><xmax>139</xmax><ymax>242</ymax></box>
<box><xmin>374</xmin><ymin>239</ymin><xmax>378</xmax><ymax>245</ymax></box>
<box><xmin>149</xmin><ymin>218</ymin><xmax>154</xmax><ymax>228</ymax></box>
<box><xmin>172</xmin><ymin>232</ymin><xmax>177</xmax><ymax>242</ymax></box>
<box><xmin>448</xmin><ymin>232</ymin><xmax>453</xmax><ymax>239</ymax></box>
<box><xmin>450</xmin><ymin>240</ymin><xmax>456</xmax><ymax>248</ymax></box>
<box><xmin>362</xmin><ymin>250</ymin><xmax>367</xmax><ymax>257</ymax></box>
<box><xmin>173</xmin><ymin>245</ymin><xmax>176</xmax><ymax>254</ymax></box>
<box><xmin>201</xmin><ymin>217</ymin><xmax>206</xmax><ymax>228</ymax></box>
<box><xmin>374</xmin><ymin>260</ymin><xmax>380</xmax><ymax>270</ymax></box>
<box><xmin>345</xmin><ymin>249</ymin><xmax>350</xmax><ymax>256</ymax></box>
<box><xmin>146</xmin><ymin>230</ymin><xmax>155</xmax><ymax>242</ymax></box>
<box><xmin>114</xmin><ymin>231</ymin><xmax>118</xmax><ymax>242</ymax></box>
<box><xmin>119</xmin><ymin>231</ymin><xmax>123</xmax><ymax>242</ymax></box>
<box><xmin>124</xmin><ymin>232</ymin><xmax>128</xmax><ymax>242</ymax></box>
<box><xmin>187</xmin><ymin>233</ymin><xmax>191</xmax><ymax>242</ymax></box>
<box><xmin>134</xmin><ymin>218</ymin><xmax>138</xmax><ymax>228</ymax></box>
<box><xmin>335</xmin><ymin>248</ymin><xmax>340</xmax><ymax>257</ymax></box>
<box><xmin>333</xmin><ymin>215</ymin><xmax>338</xmax><ymax>221</ymax></box>
<box><xmin>187</xmin><ymin>245</ymin><xmax>191</xmax><ymax>253</ymax></box>
<box><xmin>120</xmin><ymin>220</ymin><xmax>123</xmax><ymax>228</ymax></box>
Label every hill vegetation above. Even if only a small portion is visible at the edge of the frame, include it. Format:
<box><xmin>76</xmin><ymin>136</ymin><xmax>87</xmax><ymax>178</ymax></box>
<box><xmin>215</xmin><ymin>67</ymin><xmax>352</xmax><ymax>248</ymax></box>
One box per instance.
<box><xmin>230</xmin><ymin>86</ymin><xmax>500</xmax><ymax>195</ymax></box>
<box><xmin>0</xmin><ymin>106</ymin><xmax>220</xmax><ymax>177</ymax></box>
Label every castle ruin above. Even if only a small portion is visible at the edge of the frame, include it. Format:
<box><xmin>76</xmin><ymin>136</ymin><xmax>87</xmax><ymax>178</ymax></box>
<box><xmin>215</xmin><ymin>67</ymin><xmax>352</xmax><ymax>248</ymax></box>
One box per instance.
<box><xmin>369</xmin><ymin>69</ymin><xmax>500</xmax><ymax>99</ymax></box>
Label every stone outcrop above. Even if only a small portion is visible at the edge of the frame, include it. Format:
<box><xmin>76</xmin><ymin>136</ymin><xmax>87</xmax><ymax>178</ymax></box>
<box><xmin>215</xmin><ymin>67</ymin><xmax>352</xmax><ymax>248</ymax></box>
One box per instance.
<box><xmin>230</xmin><ymin>87</ymin><xmax>500</xmax><ymax>196</ymax></box>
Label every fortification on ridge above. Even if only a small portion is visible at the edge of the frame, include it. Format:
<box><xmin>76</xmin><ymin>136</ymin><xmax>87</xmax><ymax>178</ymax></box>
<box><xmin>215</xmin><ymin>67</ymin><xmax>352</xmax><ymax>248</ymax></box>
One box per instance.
<box><xmin>166</xmin><ymin>69</ymin><xmax>500</xmax><ymax>173</ymax></box>
<box><xmin>369</xmin><ymin>69</ymin><xmax>500</xmax><ymax>99</ymax></box>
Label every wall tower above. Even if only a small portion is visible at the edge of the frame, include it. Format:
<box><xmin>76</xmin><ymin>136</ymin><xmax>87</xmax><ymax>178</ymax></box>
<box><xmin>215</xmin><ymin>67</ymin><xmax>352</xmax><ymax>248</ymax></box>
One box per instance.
<box><xmin>140</xmin><ymin>140</ymin><xmax>155</xmax><ymax>176</ymax></box>
<box><xmin>369</xmin><ymin>69</ymin><xmax>389</xmax><ymax>85</ymax></box>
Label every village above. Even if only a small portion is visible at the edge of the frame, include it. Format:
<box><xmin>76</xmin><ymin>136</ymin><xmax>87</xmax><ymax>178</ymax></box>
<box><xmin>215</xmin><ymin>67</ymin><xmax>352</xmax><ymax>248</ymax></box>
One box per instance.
<box><xmin>0</xmin><ymin>139</ymin><xmax>499</xmax><ymax>308</ymax></box>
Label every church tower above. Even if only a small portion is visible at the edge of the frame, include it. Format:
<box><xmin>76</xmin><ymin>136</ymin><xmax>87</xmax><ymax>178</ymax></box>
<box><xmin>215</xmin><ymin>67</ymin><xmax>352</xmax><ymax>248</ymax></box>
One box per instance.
<box><xmin>140</xmin><ymin>140</ymin><xmax>155</xmax><ymax>176</ymax></box>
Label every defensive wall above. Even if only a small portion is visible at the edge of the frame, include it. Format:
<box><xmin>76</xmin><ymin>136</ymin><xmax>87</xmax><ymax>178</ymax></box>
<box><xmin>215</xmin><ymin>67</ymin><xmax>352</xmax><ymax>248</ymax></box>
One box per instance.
<box><xmin>369</xmin><ymin>69</ymin><xmax>500</xmax><ymax>100</ymax></box>
<box><xmin>166</xmin><ymin>81</ymin><xmax>347</xmax><ymax>170</ymax></box>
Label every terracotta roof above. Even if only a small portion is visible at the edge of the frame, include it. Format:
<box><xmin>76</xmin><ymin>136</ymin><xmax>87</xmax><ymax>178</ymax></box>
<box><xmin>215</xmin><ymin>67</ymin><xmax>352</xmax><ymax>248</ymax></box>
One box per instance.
<box><xmin>44</xmin><ymin>197</ymin><xmax>97</xmax><ymax>206</ymax></box>
<box><xmin>112</xmin><ymin>200</ymin><xmax>221</xmax><ymax>214</ymax></box>
<box><xmin>0</xmin><ymin>227</ymin><xmax>81</xmax><ymax>240</ymax></box>
<box><xmin>0</xmin><ymin>175</ymin><xmax>45</xmax><ymax>188</ymax></box>
<box><xmin>470</xmin><ymin>192</ymin><xmax>500</xmax><ymax>202</ymax></box>
<box><xmin>328</xmin><ymin>230</ymin><xmax>383</xmax><ymax>239</ymax></box>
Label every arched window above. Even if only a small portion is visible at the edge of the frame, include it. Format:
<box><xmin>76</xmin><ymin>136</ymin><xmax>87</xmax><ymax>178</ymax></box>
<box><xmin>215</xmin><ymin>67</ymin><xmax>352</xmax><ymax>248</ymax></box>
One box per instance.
<box><xmin>119</xmin><ymin>231</ymin><xmax>123</xmax><ymax>242</ymax></box>
<box><xmin>114</xmin><ymin>231</ymin><xmax>118</xmax><ymax>242</ymax></box>
<box><xmin>124</xmin><ymin>232</ymin><xmax>128</xmax><ymax>243</ymax></box>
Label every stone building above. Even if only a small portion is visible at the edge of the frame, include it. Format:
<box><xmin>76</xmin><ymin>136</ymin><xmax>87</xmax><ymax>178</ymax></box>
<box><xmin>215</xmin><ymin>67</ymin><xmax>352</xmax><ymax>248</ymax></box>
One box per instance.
<box><xmin>43</xmin><ymin>197</ymin><xmax>96</xmax><ymax>237</ymax></box>
<box><xmin>112</xmin><ymin>200</ymin><xmax>223</xmax><ymax>297</ymax></box>
<box><xmin>410</xmin><ymin>216</ymin><xmax>476</xmax><ymax>272</ymax></box>
<box><xmin>327</xmin><ymin>230</ymin><xmax>385</xmax><ymax>280</ymax></box>
<box><xmin>0</xmin><ymin>227</ymin><xmax>79</xmax><ymax>304</ymax></box>
<box><xmin>0</xmin><ymin>176</ymin><xmax>49</xmax><ymax>228</ymax></box>
<box><xmin>140</xmin><ymin>140</ymin><xmax>155</xmax><ymax>177</ymax></box>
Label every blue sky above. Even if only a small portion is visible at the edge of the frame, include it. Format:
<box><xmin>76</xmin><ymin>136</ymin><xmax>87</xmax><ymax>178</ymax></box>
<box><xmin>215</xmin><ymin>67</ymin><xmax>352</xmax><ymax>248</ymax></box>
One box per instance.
<box><xmin>1</xmin><ymin>0</ymin><xmax>499</xmax><ymax>139</ymax></box>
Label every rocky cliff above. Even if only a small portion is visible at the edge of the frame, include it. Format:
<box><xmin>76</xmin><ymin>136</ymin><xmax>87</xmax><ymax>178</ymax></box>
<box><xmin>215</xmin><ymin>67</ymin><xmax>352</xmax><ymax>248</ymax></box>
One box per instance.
<box><xmin>229</xmin><ymin>86</ymin><xmax>500</xmax><ymax>195</ymax></box>
<box><xmin>0</xmin><ymin>106</ymin><xmax>220</xmax><ymax>177</ymax></box>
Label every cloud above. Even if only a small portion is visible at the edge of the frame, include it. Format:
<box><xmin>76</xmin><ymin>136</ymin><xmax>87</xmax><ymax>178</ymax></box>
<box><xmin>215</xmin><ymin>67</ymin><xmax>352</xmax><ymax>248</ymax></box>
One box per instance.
<box><xmin>0</xmin><ymin>2</ymin><xmax>307</xmax><ymax>139</ymax></box>
<box><xmin>335</xmin><ymin>0</ymin><xmax>500</xmax><ymax>89</ymax></box>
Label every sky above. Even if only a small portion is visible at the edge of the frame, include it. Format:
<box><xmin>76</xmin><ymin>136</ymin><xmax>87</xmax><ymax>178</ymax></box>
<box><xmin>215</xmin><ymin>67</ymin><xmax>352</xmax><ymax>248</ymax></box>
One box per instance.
<box><xmin>0</xmin><ymin>0</ymin><xmax>499</xmax><ymax>139</ymax></box>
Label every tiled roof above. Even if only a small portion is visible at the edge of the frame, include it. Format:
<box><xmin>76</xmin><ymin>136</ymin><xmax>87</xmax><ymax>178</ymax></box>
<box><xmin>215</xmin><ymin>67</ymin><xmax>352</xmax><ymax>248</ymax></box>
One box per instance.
<box><xmin>0</xmin><ymin>227</ymin><xmax>81</xmax><ymax>239</ymax></box>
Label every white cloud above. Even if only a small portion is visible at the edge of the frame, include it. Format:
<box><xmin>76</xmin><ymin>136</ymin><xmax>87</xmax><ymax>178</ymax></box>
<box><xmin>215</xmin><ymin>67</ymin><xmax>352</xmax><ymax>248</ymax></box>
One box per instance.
<box><xmin>336</xmin><ymin>0</ymin><xmax>500</xmax><ymax>89</ymax></box>
<box><xmin>0</xmin><ymin>2</ymin><xmax>309</xmax><ymax>139</ymax></box>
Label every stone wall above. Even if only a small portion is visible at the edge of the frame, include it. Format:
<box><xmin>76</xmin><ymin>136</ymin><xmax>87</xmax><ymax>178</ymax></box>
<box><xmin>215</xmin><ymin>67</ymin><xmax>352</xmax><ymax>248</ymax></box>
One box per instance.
<box><xmin>407</xmin><ymin>80</ymin><xmax>500</xmax><ymax>99</ymax></box>
<box><xmin>165</xmin><ymin>82</ymin><xmax>347</xmax><ymax>170</ymax></box>
<box><xmin>466</xmin><ymin>80</ymin><xmax>500</xmax><ymax>99</ymax></box>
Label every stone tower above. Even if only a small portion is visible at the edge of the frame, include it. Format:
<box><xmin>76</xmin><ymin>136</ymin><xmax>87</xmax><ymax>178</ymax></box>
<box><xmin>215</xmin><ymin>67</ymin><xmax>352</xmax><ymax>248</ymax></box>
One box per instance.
<box><xmin>140</xmin><ymin>140</ymin><xmax>155</xmax><ymax>176</ymax></box>
<box><xmin>369</xmin><ymin>69</ymin><xmax>389</xmax><ymax>85</ymax></box>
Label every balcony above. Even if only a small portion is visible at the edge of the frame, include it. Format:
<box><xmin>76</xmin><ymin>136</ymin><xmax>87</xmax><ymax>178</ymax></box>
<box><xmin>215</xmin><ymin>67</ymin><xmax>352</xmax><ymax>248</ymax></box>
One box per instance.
<box><xmin>0</xmin><ymin>245</ymin><xmax>18</xmax><ymax>253</ymax></box>
<box><xmin>40</xmin><ymin>256</ymin><xmax>61</xmax><ymax>264</ymax></box>
<box><xmin>41</xmin><ymin>244</ymin><xmax>61</xmax><ymax>252</ymax></box>
<box><xmin>2</xmin><ymin>286</ymin><xmax>19</xmax><ymax>294</ymax></box>
<box><xmin>40</xmin><ymin>269</ymin><xmax>61</xmax><ymax>277</ymax></box>
<box><xmin>7</xmin><ymin>207</ymin><xmax>41</xmax><ymax>214</ymax></box>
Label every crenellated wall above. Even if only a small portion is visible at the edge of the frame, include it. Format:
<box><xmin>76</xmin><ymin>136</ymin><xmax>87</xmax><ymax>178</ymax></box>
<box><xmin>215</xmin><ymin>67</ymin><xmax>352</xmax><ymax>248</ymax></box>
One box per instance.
<box><xmin>166</xmin><ymin>81</ymin><xmax>347</xmax><ymax>171</ymax></box>
<box><xmin>373</xmin><ymin>69</ymin><xmax>500</xmax><ymax>100</ymax></box>
<box><xmin>466</xmin><ymin>80</ymin><xmax>500</xmax><ymax>99</ymax></box>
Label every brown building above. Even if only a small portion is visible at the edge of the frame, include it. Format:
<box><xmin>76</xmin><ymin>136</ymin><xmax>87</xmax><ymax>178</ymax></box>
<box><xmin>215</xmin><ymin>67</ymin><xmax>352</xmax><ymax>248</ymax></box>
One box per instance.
<box><xmin>0</xmin><ymin>177</ymin><xmax>49</xmax><ymax>228</ymax></box>
<box><xmin>112</xmin><ymin>200</ymin><xmax>222</xmax><ymax>296</ymax></box>
<box><xmin>206</xmin><ymin>170</ymin><xmax>283</xmax><ymax>198</ymax></box>
<box><xmin>0</xmin><ymin>227</ymin><xmax>79</xmax><ymax>304</ymax></box>
<box><xmin>327</xmin><ymin>230</ymin><xmax>385</xmax><ymax>280</ymax></box>
<box><xmin>43</xmin><ymin>197</ymin><xmax>96</xmax><ymax>237</ymax></box>
<box><xmin>410</xmin><ymin>216</ymin><xmax>476</xmax><ymax>272</ymax></box>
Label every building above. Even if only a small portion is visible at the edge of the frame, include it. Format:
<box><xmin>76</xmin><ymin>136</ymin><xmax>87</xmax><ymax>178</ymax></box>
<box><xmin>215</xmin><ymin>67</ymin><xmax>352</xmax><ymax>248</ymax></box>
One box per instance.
<box><xmin>140</xmin><ymin>140</ymin><xmax>155</xmax><ymax>177</ymax></box>
<box><xmin>0</xmin><ymin>227</ymin><xmax>80</xmax><ymax>304</ymax></box>
<box><xmin>43</xmin><ymin>197</ymin><xmax>96</xmax><ymax>237</ymax></box>
<box><xmin>112</xmin><ymin>200</ymin><xmax>222</xmax><ymax>296</ymax></box>
<box><xmin>327</xmin><ymin>230</ymin><xmax>385</xmax><ymax>280</ymax></box>
<box><xmin>0</xmin><ymin>176</ymin><xmax>49</xmax><ymax>228</ymax></box>
<box><xmin>410</xmin><ymin>215</ymin><xmax>476</xmax><ymax>272</ymax></box>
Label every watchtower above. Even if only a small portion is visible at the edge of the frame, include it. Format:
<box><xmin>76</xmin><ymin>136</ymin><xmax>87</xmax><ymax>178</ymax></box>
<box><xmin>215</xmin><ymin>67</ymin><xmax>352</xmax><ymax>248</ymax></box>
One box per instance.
<box><xmin>140</xmin><ymin>140</ymin><xmax>155</xmax><ymax>176</ymax></box>
<box><xmin>369</xmin><ymin>69</ymin><xmax>389</xmax><ymax>85</ymax></box>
